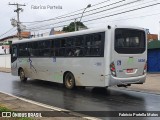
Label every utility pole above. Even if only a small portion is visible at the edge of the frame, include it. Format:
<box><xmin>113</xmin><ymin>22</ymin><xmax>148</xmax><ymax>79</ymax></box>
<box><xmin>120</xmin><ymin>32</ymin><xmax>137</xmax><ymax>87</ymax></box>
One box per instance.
<box><xmin>74</xmin><ymin>19</ymin><xmax>77</xmax><ymax>31</ymax></box>
<box><xmin>9</xmin><ymin>3</ymin><xmax>26</xmax><ymax>40</ymax></box>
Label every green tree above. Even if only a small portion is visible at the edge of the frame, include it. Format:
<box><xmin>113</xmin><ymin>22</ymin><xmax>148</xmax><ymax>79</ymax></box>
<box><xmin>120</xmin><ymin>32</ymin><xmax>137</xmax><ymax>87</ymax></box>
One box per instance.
<box><xmin>62</xmin><ymin>21</ymin><xmax>87</xmax><ymax>32</ymax></box>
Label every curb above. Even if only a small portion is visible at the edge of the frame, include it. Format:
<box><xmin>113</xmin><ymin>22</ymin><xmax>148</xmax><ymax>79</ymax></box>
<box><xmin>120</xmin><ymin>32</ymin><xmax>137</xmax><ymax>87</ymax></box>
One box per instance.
<box><xmin>112</xmin><ymin>87</ymin><xmax>160</xmax><ymax>95</ymax></box>
<box><xmin>0</xmin><ymin>68</ymin><xmax>11</xmax><ymax>73</ymax></box>
<box><xmin>0</xmin><ymin>91</ymin><xmax>100</xmax><ymax>120</ymax></box>
<box><xmin>123</xmin><ymin>88</ymin><xmax>160</xmax><ymax>95</ymax></box>
<box><xmin>0</xmin><ymin>71</ymin><xmax>11</xmax><ymax>73</ymax></box>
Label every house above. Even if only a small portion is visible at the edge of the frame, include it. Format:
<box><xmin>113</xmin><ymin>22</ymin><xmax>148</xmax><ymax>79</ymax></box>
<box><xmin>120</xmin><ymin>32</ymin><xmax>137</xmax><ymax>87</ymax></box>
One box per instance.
<box><xmin>147</xmin><ymin>34</ymin><xmax>158</xmax><ymax>42</ymax></box>
<box><xmin>0</xmin><ymin>31</ymin><xmax>31</xmax><ymax>54</ymax></box>
<box><xmin>0</xmin><ymin>31</ymin><xmax>31</xmax><ymax>43</ymax></box>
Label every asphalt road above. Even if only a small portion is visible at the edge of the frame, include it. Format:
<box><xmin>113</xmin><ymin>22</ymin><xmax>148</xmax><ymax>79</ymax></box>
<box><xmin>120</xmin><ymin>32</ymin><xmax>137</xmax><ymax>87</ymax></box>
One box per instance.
<box><xmin>0</xmin><ymin>72</ymin><xmax>160</xmax><ymax>120</ymax></box>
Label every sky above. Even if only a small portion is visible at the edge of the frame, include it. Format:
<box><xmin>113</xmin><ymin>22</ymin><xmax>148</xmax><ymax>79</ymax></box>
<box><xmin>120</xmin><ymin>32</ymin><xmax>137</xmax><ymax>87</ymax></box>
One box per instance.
<box><xmin>0</xmin><ymin>0</ymin><xmax>160</xmax><ymax>39</ymax></box>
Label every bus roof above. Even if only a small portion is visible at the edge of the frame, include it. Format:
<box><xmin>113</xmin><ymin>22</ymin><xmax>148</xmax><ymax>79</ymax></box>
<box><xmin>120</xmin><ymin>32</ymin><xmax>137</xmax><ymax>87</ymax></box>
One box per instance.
<box><xmin>12</xmin><ymin>27</ymin><xmax>107</xmax><ymax>44</ymax></box>
<box><xmin>12</xmin><ymin>25</ymin><xmax>146</xmax><ymax>44</ymax></box>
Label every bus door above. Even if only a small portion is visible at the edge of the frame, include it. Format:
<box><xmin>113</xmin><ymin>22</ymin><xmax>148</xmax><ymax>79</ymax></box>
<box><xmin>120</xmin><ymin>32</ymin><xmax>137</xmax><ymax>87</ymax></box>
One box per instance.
<box><xmin>11</xmin><ymin>44</ymin><xmax>18</xmax><ymax>75</ymax></box>
<box><xmin>112</xmin><ymin>28</ymin><xmax>147</xmax><ymax>78</ymax></box>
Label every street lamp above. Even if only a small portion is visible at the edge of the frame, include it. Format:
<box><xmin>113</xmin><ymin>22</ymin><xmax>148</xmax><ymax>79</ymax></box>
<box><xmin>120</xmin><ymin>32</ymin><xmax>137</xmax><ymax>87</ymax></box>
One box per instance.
<box><xmin>76</xmin><ymin>4</ymin><xmax>91</xmax><ymax>31</ymax></box>
<box><xmin>79</xmin><ymin>4</ymin><xmax>91</xmax><ymax>22</ymax></box>
<box><xmin>74</xmin><ymin>18</ymin><xmax>77</xmax><ymax>31</ymax></box>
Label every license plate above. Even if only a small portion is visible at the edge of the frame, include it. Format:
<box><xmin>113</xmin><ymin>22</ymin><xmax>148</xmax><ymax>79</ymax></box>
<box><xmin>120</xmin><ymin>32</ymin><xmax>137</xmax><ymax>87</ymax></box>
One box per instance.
<box><xmin>126</xmin><ymin>69</ymin><xmax>133</xmax><ymax>73</ymax></box>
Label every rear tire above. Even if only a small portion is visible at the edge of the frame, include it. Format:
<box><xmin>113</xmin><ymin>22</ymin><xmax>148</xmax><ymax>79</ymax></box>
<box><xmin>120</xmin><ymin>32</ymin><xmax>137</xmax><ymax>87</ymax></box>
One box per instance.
<box><xmin>64</xmin><ymin>72</ymin><xmax>75</xmax><ymax>90</ymax></box>
<box><xmin>19</xmin><ymin>69</ymin><xmax>27</xmax><ymax>82</ymax></box>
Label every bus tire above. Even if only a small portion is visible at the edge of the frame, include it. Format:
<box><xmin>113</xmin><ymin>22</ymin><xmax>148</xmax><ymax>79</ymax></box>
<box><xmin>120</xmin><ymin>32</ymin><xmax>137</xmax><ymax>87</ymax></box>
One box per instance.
<box><xmin>64</xmin><ymin>72</ymin><xmax>75</xmax><ymax>90</ymax></box>
<box><xmin>19</xmin><ymin>68</ymin><xmax>27</xmax><ymax>82</ymax></box>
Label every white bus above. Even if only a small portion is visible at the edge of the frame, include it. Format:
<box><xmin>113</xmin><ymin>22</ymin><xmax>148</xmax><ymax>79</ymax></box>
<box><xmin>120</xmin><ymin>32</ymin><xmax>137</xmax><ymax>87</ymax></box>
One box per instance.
<box><xmin>11</xmin><ymin>25</ymin><xmax>147</xmax><ymax>89</ymax></box>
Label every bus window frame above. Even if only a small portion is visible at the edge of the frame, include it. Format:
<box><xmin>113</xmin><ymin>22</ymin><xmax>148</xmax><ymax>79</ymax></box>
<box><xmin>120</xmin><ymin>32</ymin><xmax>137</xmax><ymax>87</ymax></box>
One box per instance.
<box><xmin>114</xmin><ymin>28</ymin><xmax>146</xmax><ymax>54</ymax></box>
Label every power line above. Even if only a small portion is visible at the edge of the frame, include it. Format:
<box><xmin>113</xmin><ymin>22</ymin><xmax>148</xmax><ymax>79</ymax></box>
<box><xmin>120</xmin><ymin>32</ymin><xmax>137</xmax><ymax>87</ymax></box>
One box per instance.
<box><xmin>23</xmin><ymin>0</ymin><xmax>126</xmax><ymax>24</ymax></box>
<box><xmin>25</xmin><ymin>0</ymin><xmax>130</xmax><ymax>29</ymax></box>
<box><xmin>82</xmin><ymin>2</ymin><xmax>160</xmax><ymax>23</ymax></box>
<box><xmin>85</xmin><ymin>0</ymin><xmax>155</xmax><ymax>21</ymax></box>
<box><xmin>26</xmin><ymin>0</ymin><xmax>141</xmax><ymax>30</ymax></box>
<box><xmin>27</xmin><ymin>0</ymin><xmax>153</xmax><ymax>30</ymax></box>
<box><xmin>25</xmin><ymin>0</ymin><xmax>35</xmax><ymax>5</ymax></box>
<box><xmin>26</xmin><ymin>11</ymin><xmax>160</xmax><ymax>32</ymax></box>
<box><xmin>23</xmin><ymin>0</ymin><xmax>113</xmax><ymax>28</ymax></box>
<box><xmin>22</xmin><ymin>0</ymin><xmax>112</xmax><ymax>24</ymax></box>
<box><xmin>108</xmin><ymin>12</ymin><xmax>160</xmax><ymax>22</ymax></box>
<box><xmin>26</xmin><ymin>3</ymin><xmax>160</xmax><ymax>31</ymax></box>
<box><xmin>5</xmin><ymin>30</ymin><xmax>17</xmax><ymax>37</ymax></box>
<box><xmin>0</xmin><ymin>27</ymin><xmax>15</xmax><ymax>38</ymax></box>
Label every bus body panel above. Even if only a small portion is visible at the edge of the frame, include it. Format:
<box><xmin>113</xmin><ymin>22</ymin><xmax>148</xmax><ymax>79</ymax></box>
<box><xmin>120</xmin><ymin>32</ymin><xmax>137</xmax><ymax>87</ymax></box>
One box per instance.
<box><xmin>107</xmin><ymin>26</ymin><xmax>147</xmax><ymax>86</ymax></box>
<box><xmin>113</xmin><ymin>54</ymin><xmax>147</xmax><ymax>78</ymax></box>
<box><xmin>108</xmin><ymin>75</ymin><xmax>146</xmax><ymax>86</ymax></box>
<box><xmin>13</xmin><ymin>57</ymin><xmax>106</xmax><ymax>86</ymax></box>
<box><xmin>11</xmin><ymin>25</ymin><xmax>147</xmax><ymax>88</ymax></box>
<box><xmin>11</xmin><ymin>60</ymin><xmax>18</xmax><ymax>76</ymax></box>
<box><xmin>104</xmin><ymin>29</ymin><xmax>112</xmax><ymax>86</ymax></box>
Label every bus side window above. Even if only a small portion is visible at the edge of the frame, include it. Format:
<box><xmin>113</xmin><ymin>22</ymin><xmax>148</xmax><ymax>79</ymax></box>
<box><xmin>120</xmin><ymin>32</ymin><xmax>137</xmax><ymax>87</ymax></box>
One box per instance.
<box><xmin>65</xmin><ymin>37</ymin><xmax>74</xmax><ymax>57</ymax></box>
<box><xmin>73</xmin><ymin>36</ymin><xmax>84</xmax><ymax>57</ymax></box>
<box><xmin>12</xmin><ymin>46</ymin><xmax>17</xmax><ymax>57</ymax></box>
<box><xmin>28</xmin><ymin>42</ymin><xmax>33</xmax><ymax>57</ymax></box>
<box><xmin>18</xmin><ymin>43</ymin><xmax>29</xmax><ymax>57</ymax></box>
<box><xmin>54</xmin><ymin>39</ymin><xmax>61</xmax><ymax>56</ymax></box>
<box><xmin>11</xmin><ymin>45</ymin><xmax>18</xmax><ymax>63</ymax></box>
<box><xmin>61</xmin><ymin>38</ymin><xmax>66</xmax><ymax>47</ymax></box>
<box><xmin>65</xmin><ymin>36</ymin><xmax>84</xmax><ymax>57</ymax></box>
<box><xmin>84</xmin><ymin>33</ymin><xmax>102</xmax><ymax>56</ymax></box>
<box><xmin>59</xmin><ymin>48</ymin><xmax>65</xmax><ymax>56</ymax></box>
<box><xmin>59</xmin><ymin>38</ymin><xmax>66</xmax><ymax>56</ymax></box>
<box><xmin>74</xmin><ymin>47</ymin><xmax>81</xmax><ymax>56</ymax></box>
<box><xmin>85</xmin><ymin>35</ymin><xmax>91</xmax><ymax>46</ymax></box>
<box><xmin>51</xmin><ymin>39</ymin><xmax>55</xmax><ymax>56</ymax></box>
<box><xmin>29</xmin><ymin>42</ymin><xmax>39</xmax><ymax>57</ymax></box>
<box><xmin>92</xmin><ymin>33</ymin><xmax>102</xmax><ymax>56</ymax></box>
<box><xmin>66</xmin><ymin>48</ymin><xmax>74</xmax><ymax>56</ymax></box>
<box><xmin>66</xmin><ymin>37</ymin><xmax>74</xmax><ymax>47</ymax></box>
<box><xmin>84</xmin><ymin>34</ymin><xmax>91</xmax><ymax>56</ymax></box>
<box><xmin>38</xmin><ymin>40</ymin><xmax>51</xmax><ymax>57</ymax></box>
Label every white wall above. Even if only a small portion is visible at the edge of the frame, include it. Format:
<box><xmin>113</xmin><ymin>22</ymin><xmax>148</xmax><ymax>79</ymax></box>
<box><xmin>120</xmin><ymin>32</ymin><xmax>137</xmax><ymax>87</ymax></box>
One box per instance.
<box><xmin>0</xmin><ymin>46</ymin><xmax>5</xmax><ymax>54</ymax></box>
<box><xmin>0</xmin><ymin>54</ymin><xmax>11</xmax><ymax>68</ymax></box>
<box><xmin>0</xmin><ymin>46</ymin><xmax>10</xmax><ymax>54</ymax></box>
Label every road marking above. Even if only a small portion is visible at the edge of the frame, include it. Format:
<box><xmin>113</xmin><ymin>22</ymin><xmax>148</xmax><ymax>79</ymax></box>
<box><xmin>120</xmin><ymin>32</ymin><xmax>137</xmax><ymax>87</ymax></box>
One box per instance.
<box><xmin>0</xmin><ymin>91</ymin><xmax>101</xmax><ymax>120</ymax></box>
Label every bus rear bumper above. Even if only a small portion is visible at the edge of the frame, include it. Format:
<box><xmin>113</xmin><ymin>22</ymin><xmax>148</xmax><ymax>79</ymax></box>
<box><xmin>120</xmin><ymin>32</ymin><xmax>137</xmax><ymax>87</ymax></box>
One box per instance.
<box><xmin>108</xmin><ymin>75</ymin><xmax>146</xmax><ymax>86</ymax></box>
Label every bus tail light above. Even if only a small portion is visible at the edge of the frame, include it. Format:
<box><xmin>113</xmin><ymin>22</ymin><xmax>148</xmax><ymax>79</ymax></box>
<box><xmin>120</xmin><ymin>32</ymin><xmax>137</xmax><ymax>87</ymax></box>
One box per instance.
<box><xmin>110</xmin><ymin>62</ymin><xmax>116</xmax><ymax>77</ymax></box>
<box><xmin>143</xmin><ymin>62</ymin><xmax>147</xmax><ymax>75</ymax></box>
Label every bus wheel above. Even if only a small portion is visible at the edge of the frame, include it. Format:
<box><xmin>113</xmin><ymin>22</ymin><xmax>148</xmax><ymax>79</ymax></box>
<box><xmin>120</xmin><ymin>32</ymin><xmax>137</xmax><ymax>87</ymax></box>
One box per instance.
<box><xmin>64</xmin><ymin>72</ymin><xmax>75</xmax><ymax>90</ymax></box>
<box><xmin>19</xmin><ymin>69</ymin><xmax>27</xmax><ymax>82</ymax></box>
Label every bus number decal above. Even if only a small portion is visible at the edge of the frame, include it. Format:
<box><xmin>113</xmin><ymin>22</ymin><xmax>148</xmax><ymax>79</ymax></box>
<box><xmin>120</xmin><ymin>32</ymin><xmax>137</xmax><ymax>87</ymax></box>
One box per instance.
<box><xmin>138</xmin><ymin>59</ymin><xmax>145</xmax><ymax>62</ymax></box>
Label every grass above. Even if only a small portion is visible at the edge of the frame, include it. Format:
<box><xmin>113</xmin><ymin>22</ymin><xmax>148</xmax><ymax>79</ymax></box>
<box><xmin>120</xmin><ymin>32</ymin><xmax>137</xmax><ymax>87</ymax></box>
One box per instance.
<box><xmin>16</xmin><ymin>117</ymin><xmax>34</xmax><ymax>120</ymax></box>
<box><xmin>0</xmin><ymin>104</ymin><xmax>11</xmax><ymax>112</ymax></box>
<box><xmin>0</xmin><ymin>104</ymin><xmax>34</xmax><ymax>120</ymax></box>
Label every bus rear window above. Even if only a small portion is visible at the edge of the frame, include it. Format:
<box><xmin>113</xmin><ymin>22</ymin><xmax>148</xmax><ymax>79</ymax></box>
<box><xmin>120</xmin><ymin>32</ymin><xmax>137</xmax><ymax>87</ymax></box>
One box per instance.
<box><xmin>115</xmin><ymin>28</ymin><xmax>146</xmax><ymax>54</ymax></box>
